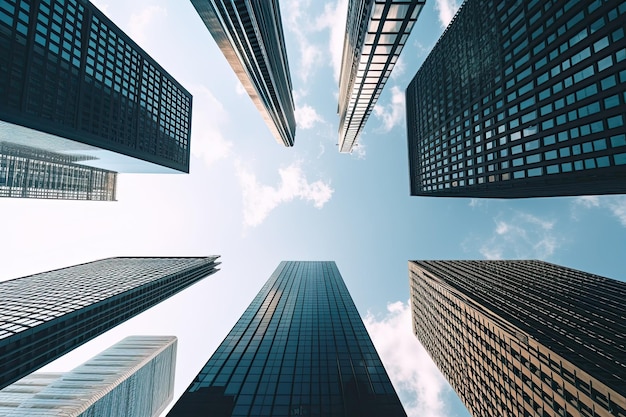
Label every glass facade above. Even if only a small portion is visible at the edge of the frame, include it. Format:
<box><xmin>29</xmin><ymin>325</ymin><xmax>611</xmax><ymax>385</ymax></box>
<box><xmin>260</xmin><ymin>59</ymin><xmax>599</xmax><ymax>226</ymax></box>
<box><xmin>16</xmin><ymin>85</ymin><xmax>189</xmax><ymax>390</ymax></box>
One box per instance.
<box><xmin>0</xmin><ymin>335</ymin><xmax>177</xmax><ymax>417</ymax></box>
<box><xmin>0</xmin><ymin>256</ymin><xmax>220</xmax><ymax>390</ymax></box>
<box><xmin>407</xmin><ymin>0</ymin><xmax>626</xmax><ymax>197</ymax></box>
<box><xmin>409</xmin><ymin>260</ymin><xmax>626</xmax><ymax>416</ymax></box>
<box><xmin>191</xmin><ymin>0</ymin><xmax>296</xmax><ymax>147</ymax></box>
<box><xmin>338</xmin><ymin>0</ymin><xmax>424</xmax><ymax>153</ymax></box>
<box><xmin>0</xmin><ymin>141</ymin><xmax>117</xmax><ymax>200</ymax></box>
<box><xmin>0</xmin><ymin>0</ymin><xmax>192</xmax><ymax>174</ymax></box>
<box><xmin>169</xmin><ymin>261</ymin><xmax>406</xmax><ymax>417</ymax></box>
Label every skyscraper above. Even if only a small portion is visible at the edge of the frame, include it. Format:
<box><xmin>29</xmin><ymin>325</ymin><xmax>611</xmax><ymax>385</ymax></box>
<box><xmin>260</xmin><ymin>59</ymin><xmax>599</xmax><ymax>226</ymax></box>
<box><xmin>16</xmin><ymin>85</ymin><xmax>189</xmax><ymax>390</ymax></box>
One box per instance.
<box><xmin>191</xmin><ymin>0</ymin><xmax>296</xmax><ymax>147</ymax></box>
<box><xmin>0</xmin><ymin>256</ymin><xmax>219</xmax><ymax>390</ymax></box>
<box><xmin>169</xmin><ymin>261</ymin><xmax>406</xmax><ymax>417</ymax></box>
<box><xmin>337</xmin><ymin>0</ymin><xmax>424</xmax><ymax>153</ymax></box>
<box><xmin>409</xmin><ymin>260</ymin><xmax>626</xmax><ymax>416</ymax></box>
<box><xmin>0</xmin><ymin>0</ymin><xmax>193</xmax><ymax>182</ymax></box>
<box><xmin>0</xmin><ymin>141</ymin><xmax>117</xmax><ymax>200</ymax></box>
<box><xmin>0</xmin><ymin>335</ymin><xmax>177</xmax><ymax>417</ymax></box>
<box><xmin>406</xmin><ymin>0</ymin><xmax>626</xmax><ymax>197</ymax></box>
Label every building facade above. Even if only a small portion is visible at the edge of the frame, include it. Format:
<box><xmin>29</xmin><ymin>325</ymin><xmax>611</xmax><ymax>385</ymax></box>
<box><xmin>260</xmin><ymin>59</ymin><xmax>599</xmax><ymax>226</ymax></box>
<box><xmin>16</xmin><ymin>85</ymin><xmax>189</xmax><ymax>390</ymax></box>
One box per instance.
<box><xmin>0</xmin><ymin>335</ymin><xmax>177</xmax><ymax>416</ymax></box>
<box><xmin>338</xmin><ymin>0</ymin><xmax>424</xmax><ymax>153</ymax></box>
<box><xmin>0</xmin><ymin>141</ymin><xmax>117</xmax><ymax>200</ymax></box>
<box><xmin>0</xmin><ymin>0</ymin><xmax>193</xmax><ymax>176</ymax></box>
<box><xmin>191</xmin><ymin>0</ymin><xmax>296</xmax><ymax>147</ymax></box>
<box><xmin>407</xmin><ymin>0</ymin><xmax>626</xmax><ymax>197</ymax></box>
<box><xmin>409</xmin><ymin>260</ymin><xmax>626</xmax><ymax>416</ymax></box>
<box><xmin>0</xmin><ymin>256</ymin><xmax>219</xmax><ymax>390</ymax></box>
<box><xmin>169</xmin><ymin>261</ymin><xmax>406</xmax><ymax>417</ymax></box>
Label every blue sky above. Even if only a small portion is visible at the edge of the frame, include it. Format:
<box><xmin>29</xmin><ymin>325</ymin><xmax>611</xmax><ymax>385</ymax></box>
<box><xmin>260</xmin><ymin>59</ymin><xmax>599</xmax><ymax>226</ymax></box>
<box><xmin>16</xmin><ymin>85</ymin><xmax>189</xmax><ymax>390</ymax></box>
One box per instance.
<box><xmin>1</xmin><ymin>0</ymin><xmax>625</xmax><ymax>416</ymax></box>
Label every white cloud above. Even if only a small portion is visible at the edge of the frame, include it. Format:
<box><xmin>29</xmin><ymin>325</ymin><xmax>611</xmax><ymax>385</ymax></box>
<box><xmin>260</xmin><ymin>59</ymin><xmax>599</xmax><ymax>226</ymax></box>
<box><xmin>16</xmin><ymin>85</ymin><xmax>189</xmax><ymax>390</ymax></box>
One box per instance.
<box><xmin>351</xmin><ymin>142</ymin><xmax>367</xmax><ymax>159</ymax></box>
<box><xmin>391</xmin><ymin>55</ymin><xmax>406</xmax><ymax>80</ymax></box>
<box><xmin>434</xmin><ymin>0</ymin><xmax>461</xmax><ymax>28</ymax></box>
<box><xmin>128</xmin><ymin>5</ymin><xmax>167</xmax><ymax>45</ymax></box>
<box><xmin>283</xmin><ymin>0</ymin><xmax>325</xmax><ymax>82</ymax></box>
<box><xmin>235</xmin><ymin>161</ymin><xmax>334</xmax><ymax>227</ymax></box>
<box><xmin>188</xmin><ymin>84</ymin><xmax>233</xmax><ymax>167</ymax></box>
<box><xmin>364</xmin><ymin>301</ymin><xmax>453</xmax><ymax>417</ymax></box>
<box><xmin>468</xmin><ymin>212</ymin><xmax>560</xmax><ymax>260</ymax></box>
<box><xmin>314</xmin><ymin>0</ymin><xmax>348</xmax><ymax>81</ymax></box>
<box><xmin>574</xmin><ymin>196</ymin><xmax>626</xmax><ymax>227</ymax></box>
<box><xmin>90</xmin><ymin>0</ymin><xmax>110</xmax><ymax>14</ymax></box>
<box><xmin>373</xmin><ymin>86</ymin><xmax>405</xmax><ymax>132</ymax></box>
<box><xmin>235</xmin><ymin>80</ymin><xmax>246</xmax><ymax>96</ymax></box>
<box><xmin>295</xmin><ymin>104</ymin><xmax>324</xmax><ymax>130</ymax></box>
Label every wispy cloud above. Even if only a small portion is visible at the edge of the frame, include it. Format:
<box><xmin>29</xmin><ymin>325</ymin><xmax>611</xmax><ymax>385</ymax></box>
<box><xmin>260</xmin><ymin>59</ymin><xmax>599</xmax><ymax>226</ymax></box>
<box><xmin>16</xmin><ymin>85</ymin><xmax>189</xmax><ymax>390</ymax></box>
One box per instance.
<box><xmin>465</xmin><ymin>211</ymin><xmax>560</xmax><ymax>260</ymax></box>
<box><xmin>128</xmin><ymin>5</ymin><xmax>167</xmax><ymax>45</ymax></box>
<box><xmin>373</xmin><ymin>86</ymin><xmax>405</xmax><ymax>132</ymax></box>
<box><xmin>351</xmin><ymin>142</ymin><xmax>367</xmax><ymax>159</ymax></box>
<box><xmin>314</xmin><ymin>0</ymin><xmax>349</xmax><ymax>81</ymax></box>
<box><xmin>364</xmin><ymin>301</ymin><xmax>453</xmax><ymax>417</ymax></box>
<box><xmin>235</xmin><ymin>161</ymin><xmax>334</xmax><ymax>227</ymax></box>
<box><xmin>188</xmin><ymin>85</ymin><xmax>233</xmax><ymax>167</ymax></box>
<box><xmin>295</xmin><ymin>104</ymin><xmax>324</xmax><ymax>130</ymax></box>
<box><xmin>434</xmin><ymin>0</ymin><xmax>461</xmax><ymax>28</ymax></box>
<box><xmin>573</xmin><ymin>196</ymin><xmax>626</xmax><ymax>227</ymax></box>
<box><xmin>391</xmin><ymin>55</ymin><xmax>406</xmax><ymax>80</ymax></box>
<box><xmin>283</xmin><ymin>0</ymin><xmax>324</xmax><ymax>82</ymax></box>
<box><xmin>90</xmin><ymin>0</ymin><xmax>109</xmax><ymax>14</ymax></box>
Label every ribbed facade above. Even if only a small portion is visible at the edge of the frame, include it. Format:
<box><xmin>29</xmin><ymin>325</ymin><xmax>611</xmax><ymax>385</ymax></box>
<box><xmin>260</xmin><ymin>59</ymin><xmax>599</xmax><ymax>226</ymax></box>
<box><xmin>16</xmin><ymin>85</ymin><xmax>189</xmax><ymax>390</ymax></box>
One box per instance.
<box><xmin>169</xmin><ymin>261</ymin><xmax>406</xmax><ymax>417</ymax></box>
<box><xmin>0</xmin><ymin>142</ymin><xmax>117</xmax><ymax>200</ymax></box>
<box><xmin>191</xmin><ymin>0</ymin><xmax>296</xmax><ymax>147</ymax></box>
<box><xmin>0</xmin><ymin>256</ymin><xmax>220</xmax><ymax>390</ymax></box>
<box><xmin>0</xmin><ymin>336</ymin><xmax>177</xmax><ymax>417</ymax></box>
<box><xmin>407</xmin><ymin>0</ymin><xmax>626</xmax><ymax>197</ymax></box>
<box><xmin>338</xmin><ymin>0</ymin><xmax>424</xmax><ymax>153</ymax></box>
<box><xmin>0</xmin><ymin>0</ymin><xmax>192</xmax><ymax>174</ymax></box>
<box><xmin>409</xmin><ymin>260</ymin><xmax>626</xmax><ymax>417</ymax></box>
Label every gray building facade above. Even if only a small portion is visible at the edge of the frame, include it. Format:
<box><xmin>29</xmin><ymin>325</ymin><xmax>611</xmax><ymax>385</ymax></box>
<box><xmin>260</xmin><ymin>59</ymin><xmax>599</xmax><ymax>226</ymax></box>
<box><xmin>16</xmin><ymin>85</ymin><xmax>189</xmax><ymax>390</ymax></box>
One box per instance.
<box><xmin>410</xmin><ymin>260</ymin><xmax>626</xmax><ymax>416</ymax></box>
<box><xmin>0</xmin><ymin>256</ymin><xmax>219</xmax><ymax>390</ymax></box>
<box><xmin>0</xmin><ymin>336</ymin><xmax>177</xmax><ymax>416</ymax></box>
<box><xmin>338</xmin><ymin>0</ymin><xmax>424</xmax><ymax>153</ymax></box>
<box><xmin>407</xmin><ymin>0</ymin><xmax>626</xmax><ymax>197</ymax></box>
<box><xmin>168</xmin><ymin>261</ymin><xmax>406</xmax><ymax>417</ymax></box>
<box><xmin>191</xmin><ymin>0</ymin><xmax>296</xmax><ymax>147</ymax></box>
<box><xmin>0</xmin><ymin>0</ymin><xmax>193</xmax><ymax>179</ymax></box>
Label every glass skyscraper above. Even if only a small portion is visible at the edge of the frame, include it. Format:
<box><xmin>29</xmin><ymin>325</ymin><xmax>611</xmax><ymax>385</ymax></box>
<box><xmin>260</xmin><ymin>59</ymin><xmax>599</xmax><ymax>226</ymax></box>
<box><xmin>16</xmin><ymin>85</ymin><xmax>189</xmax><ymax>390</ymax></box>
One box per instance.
<box><xmin>409</xmin><ymin>260</ymin><xmax>626</xmax><ymax>416</ymax></box>
<box><xmin>191</xmin><ymin>0</ymin><xmax>296</xmax><ymax>147</ymax></box>
<box><xmin>406</xmin><ymin>0</ymin><xmax>626</xmax><ymax>197</ymax></box>
<box><xmin>0</xmin><ymin>335</ymin><xmax>177</xmax><ymax>416</ymax></box>
<box><xmin>0</xmin><ymin>141</ymin><xmax>117</xmax><ymax>200</ymax></box>
<box><xmin>0</xmin><ymin>0</ymin><xmax>193</xmax><ymax>199</ymax></box>
<box><xmin>0</xmin><ymin>256</ymin><xmax>219</xmax><ymax>390</ymax></box>
<box><xmin>338</xmin><ymin>0</ymin><xmax>424</xmax><ymax>153</ymax></box>
<box><xmin>169</xmin><ymin>261</ymin><xmax>406</xmax><ymax>417</ymax></box>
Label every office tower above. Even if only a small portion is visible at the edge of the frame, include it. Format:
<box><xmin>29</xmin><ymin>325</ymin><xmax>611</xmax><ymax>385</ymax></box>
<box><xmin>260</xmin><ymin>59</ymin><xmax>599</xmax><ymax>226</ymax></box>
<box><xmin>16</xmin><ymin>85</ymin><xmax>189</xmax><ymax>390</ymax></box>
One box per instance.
<box><xmin>169</xmin><ymin>261</ymin><xmax>406</xmax><ymax>417</ymax></box>
<box><xmin>0</xmin><ymin>0</ymin><xmax>192</xmax><ymax>180</ymax></box>
<box><xmin>191</xmin><ymin>0</ymin><xmax>296</xmax><ymax>147</ymax></box>
<box><xmin>0</xmin><ymin>142</ymin><xmax>117</xmax><ymax>200</ymax></box>
<box><xmin>337</xmin><ymin>0</ymin><xmax>424</xmax><ymax>153</ymax></box>
<box><xmin>0</xmin><ymin>335</ymin><xmax>177</xmax><ymax>416</ymax></box>
<box><xmin>406</xmin><ymin>1</ymin><xmax>626</xmax><ymax>197</ymax></box>
<box><xmin>0</xmin><ymin>256</ymin><xmax>220</xmax><ymax>390</ymax></box>
<box><xmin>409</xmin><ymin>260</ymin><xmax>626</xmax><ymax>416</ymax></box>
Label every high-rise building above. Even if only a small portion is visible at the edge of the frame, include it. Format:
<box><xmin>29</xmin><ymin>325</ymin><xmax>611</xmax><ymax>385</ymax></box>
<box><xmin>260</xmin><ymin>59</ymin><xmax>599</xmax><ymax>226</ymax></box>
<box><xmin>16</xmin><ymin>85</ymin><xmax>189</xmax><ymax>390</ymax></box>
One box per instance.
<box><xmin>0</xmin><ymin>141</ymin><xmax>117</xmax><ymax>200</ymax></box>
<box><xmin>191</xmin><ymin>0</ymin><xmax>296</xmax><ymax>147</ymax></box>
<box><xmin>0</xmin><ymin>0</ymin><xmax>193</xmax><ymax>183</ymax></box>
<box><xmin>0</xmin><ymin>256</ymin><xmax>220</xmax><ymax>390</ymax></box>
<box><xmin>0</xmin><ymin>335</ymin><xmax>177</xmax><ymax>417</ymax></box>
<box><xmin>406</xmin><ymin>0</ymin><xmax>626</xmax><ymax>197</ymax></box>
<box><xmin>337</xmin><ymin>0</ymin><xmax>424</xmax><ymax>153</ymax></box>
<box><xmin>169</xmin><ymin>261</ymin><xmax>406</xmax><ymax>417</ymax></box>
<box><xmin>409</xmin><ymin>260</ymin><xmax>626</xmax><ymax>416</ymax></box>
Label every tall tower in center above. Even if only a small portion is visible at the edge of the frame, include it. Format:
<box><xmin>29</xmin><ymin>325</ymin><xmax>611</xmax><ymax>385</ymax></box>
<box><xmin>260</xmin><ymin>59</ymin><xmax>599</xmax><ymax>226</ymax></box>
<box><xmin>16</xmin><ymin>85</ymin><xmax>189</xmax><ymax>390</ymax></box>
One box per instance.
<box><xmin>169</xmin><ymin>261</ymin><xmax>406</xmax><ymax>416</ymax></box>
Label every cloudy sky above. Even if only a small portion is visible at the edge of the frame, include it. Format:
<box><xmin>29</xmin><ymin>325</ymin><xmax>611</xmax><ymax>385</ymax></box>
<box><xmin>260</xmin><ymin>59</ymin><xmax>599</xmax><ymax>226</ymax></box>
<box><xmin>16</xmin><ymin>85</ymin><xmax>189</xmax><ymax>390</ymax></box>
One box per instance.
<box><xmin>2</xmin><ymin>0</ymin><xmax>625</xmax><ymax>416</ymax></box>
